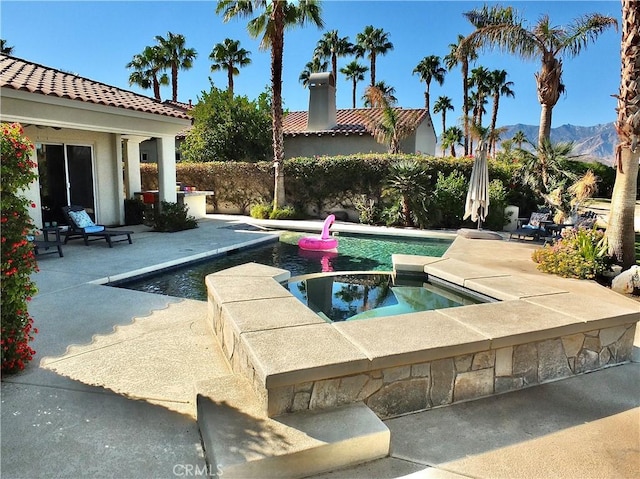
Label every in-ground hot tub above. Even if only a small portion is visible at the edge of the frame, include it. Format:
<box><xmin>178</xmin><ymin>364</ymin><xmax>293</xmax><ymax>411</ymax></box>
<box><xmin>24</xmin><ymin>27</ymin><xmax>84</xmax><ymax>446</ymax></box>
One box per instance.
<box><xmin>286</xmin><ymin>271</ymin><xmax>490</xmax><ymax>322</ymax></box>
<box><xmin>205</xmin><ymin>256</ymin><xmax>638</xmax><ymax>419</ymax></box>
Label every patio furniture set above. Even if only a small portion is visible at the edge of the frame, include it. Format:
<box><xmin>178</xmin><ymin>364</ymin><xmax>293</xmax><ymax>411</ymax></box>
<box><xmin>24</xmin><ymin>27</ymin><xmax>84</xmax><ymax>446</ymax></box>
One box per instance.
<box><xmin>31</xmin><ymin>206</ymin><xmax>134</xmax><ymax>258</ymax></box>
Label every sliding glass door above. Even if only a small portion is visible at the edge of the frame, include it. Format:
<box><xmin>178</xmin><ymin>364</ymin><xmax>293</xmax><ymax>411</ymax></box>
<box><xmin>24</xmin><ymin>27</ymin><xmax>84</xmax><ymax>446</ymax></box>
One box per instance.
<box><xmin>37</xmin><ymin>144</ymin><xmax>95</xmax><ymax>224</ymax></box>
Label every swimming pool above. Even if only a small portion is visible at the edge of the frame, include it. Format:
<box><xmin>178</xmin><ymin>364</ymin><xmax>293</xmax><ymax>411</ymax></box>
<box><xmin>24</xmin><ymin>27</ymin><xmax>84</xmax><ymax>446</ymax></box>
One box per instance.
<box><xmin>115</xmin><ymin>231</ymin><xmax>452</xmax><ymax>301</ymax></box>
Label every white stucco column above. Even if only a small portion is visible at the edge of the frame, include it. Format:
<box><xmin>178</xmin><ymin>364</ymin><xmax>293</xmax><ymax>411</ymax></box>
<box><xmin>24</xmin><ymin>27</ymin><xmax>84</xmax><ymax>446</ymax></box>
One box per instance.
<box><xmin>112</xmin><ymin>133</ymin><xmax>126</xmax><ymax>225</ymax></box>
<box><xmin>122</xmin><ymin>135</ymin><xmax>147</xmax><ymax>198</ymax></box>
<box><xmin>157</xmin><ymin>135</ymin><xmax>177</xmax><ymax>203</ymax></box>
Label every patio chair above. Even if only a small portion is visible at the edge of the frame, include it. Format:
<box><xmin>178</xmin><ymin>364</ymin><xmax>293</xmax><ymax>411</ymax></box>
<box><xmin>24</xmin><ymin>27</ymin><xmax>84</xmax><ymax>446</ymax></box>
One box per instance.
<box><xmin>61</xmin><ymin>205</ymin><xmax>134</xmax><ymax>247</ymax></box>
<box><xmin>509</xmin><ymin>212</ymin><xmax>552</xmax><ymax>241</ymax></box>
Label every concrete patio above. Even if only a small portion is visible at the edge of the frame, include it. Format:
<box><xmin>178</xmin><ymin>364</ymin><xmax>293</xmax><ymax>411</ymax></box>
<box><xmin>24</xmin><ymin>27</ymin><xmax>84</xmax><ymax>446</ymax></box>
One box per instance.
<box><xmin>1</xmin><ymin>215</ymin><xmax>638</xmax><ymax>478</ymax></box>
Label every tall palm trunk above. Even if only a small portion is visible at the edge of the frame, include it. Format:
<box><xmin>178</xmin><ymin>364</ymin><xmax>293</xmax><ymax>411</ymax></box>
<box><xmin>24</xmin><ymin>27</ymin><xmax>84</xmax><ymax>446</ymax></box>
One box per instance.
<box><xmin>370</xmin><ymin>54</ymin><xmax>376</xmax><ymax>86</ymax></box>
<box><xmin>172</xmin><ymin>64</ymin><xmax>178</xmax><ymax>102</ymax></box>
<box><xmin>440</xmin><ymin>114</ymin><xmax>446</xmax><ymax>144</ymax></box>
<box><xmin>331</xmin><ymin>53</ymin><xmax>337</xmax><ymax>86</ymax></box>
<box><xmin>351</xmin><ymin>78</ymin><xmax>357</xmax><ymax>108</ymax></box>
<box><xmin>228</xmin><ymin>68</ymin><xmax>234</xmax><ymax>97</ymax></box>
<box><xmin>272</xmin><ymin>4</ymin><xmax>286</xmax><ymax>209</ymax></box>
<box><xmin>535</xmin><ymin>54</ymin><xmax>562</xmax><ymax>147</ymax></box>
<box><xmin>462</xmin><ymin>60</ymin><xmax>470</xmax><ymax>155</ymax></box>
<box><xmin>152</xmin><ymin>77</ymin><xmax>161</xmax><ymax>100</ymax></box>
<box><xmin>607</xmin><ymin>0</ymin><xmax>639</xmax><ymax>269</ymax></box>
<box><xmin>489</xmin><ymin>93</ymin><xmax>499</xmax><ymax>151</ymax></box>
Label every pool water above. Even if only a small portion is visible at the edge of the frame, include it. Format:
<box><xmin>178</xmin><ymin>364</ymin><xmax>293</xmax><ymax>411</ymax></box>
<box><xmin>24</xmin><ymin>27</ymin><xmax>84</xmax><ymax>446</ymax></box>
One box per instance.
<box><xmin>287</xmin><ymin>273</ymin><xmax>481</xmax><ymax>322</ymax></box>
<box><xmin>116</xmin><ymin>231</ymin><xmax>451</xmax><ymax>301</ymax></box>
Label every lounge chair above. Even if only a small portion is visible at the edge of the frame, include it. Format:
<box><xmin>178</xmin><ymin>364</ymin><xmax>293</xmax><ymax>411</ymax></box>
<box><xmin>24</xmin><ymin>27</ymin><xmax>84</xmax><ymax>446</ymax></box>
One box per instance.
<box><xmin>509</xmin><ymin>212</ymin><xmax>552</xmax><ymax>241</ymax></box>
<box><xmin>61</xmin><ymin>205</ymin><xmax>133</xmax><ymax>247</ymax></box>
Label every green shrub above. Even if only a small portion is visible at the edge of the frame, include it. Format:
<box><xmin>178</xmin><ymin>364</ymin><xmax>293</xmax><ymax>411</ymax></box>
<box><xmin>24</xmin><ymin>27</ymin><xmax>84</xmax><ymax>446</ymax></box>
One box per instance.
<box><xmin>152</xmin><ymin>201</ymin><xmax>198</xmax><ymax>232</ymax></box>
<box><xmin>250</xmin><ymin>203</ymin><xmax>272</xmax><ymax>219</ymax></box>
<box><xmin>484</xmin><ymin>179</ymin><xmax>510</xmax><ymax>231</ymax></box>
<box><xmin>269</xmin><ymin>206</ymin><xmax>299</xmax><ymax>220</ymax></box>
<box><xmin>532</xmin><ymin>227</ymin><xmax>612</xmax><ymax>279</ymax></box>
<box><xmin>1</xmin><ymin>122</ymin><xmax>39</xmax><ymax>374</ymax></box>
<box><xmin>431</xmin><ymin>171</ymin><xmax>467</xmax><ymax>229</ymax></box>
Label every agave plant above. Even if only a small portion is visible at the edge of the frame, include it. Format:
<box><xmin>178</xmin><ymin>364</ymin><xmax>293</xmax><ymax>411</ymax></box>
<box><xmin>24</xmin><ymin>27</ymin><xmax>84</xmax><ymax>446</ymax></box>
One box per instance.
<box><xmin>384</xmin><ymin>160</ymin><xmax>430</xmax><ymax>227</ymax></box>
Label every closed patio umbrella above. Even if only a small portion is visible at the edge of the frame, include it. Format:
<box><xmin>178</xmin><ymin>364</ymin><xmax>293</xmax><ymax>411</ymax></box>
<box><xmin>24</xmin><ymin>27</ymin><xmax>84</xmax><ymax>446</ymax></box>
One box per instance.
<box><xmin>463</xmin><ymin>140</ymin><xmax>490</xmax><ymax>229</ymax></box>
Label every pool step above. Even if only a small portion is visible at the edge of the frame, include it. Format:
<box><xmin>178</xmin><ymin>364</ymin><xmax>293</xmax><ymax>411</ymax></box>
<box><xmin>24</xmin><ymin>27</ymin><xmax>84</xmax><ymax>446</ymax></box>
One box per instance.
<box><xmin>196</xmin><ymin>375</ymin><xmax>390</xmax><ymax>479</ymax></box>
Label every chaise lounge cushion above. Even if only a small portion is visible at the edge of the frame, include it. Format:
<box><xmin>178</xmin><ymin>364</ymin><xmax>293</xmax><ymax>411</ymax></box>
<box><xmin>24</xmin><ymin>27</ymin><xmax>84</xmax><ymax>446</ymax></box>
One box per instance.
<box><xmin>68</xmin><ymin>209</ymin><xmax>96</xmax><ymax>228</ymax></box>
<box><xmin>523</xmin><ymin>212</ymin><xmax>549</xmax><ymax>229</ymax></box>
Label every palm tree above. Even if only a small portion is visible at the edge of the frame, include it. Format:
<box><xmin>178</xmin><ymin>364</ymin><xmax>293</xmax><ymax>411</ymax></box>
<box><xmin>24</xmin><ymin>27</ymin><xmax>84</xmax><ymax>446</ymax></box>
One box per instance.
<box><xmin>126</xmin><ymin>45</ymin><xmax>169</xmax><ymax>100</ymax></box>
<box><xmin>217</xmin><ymin>0</ymin><xmax>323</xmax><ymax>209</ymax></box>
<box><xmin>442</xmin><ymin>126</ymin><xmax>464</xmax><ymax>157</ymax></box>
<box><xmin>412</xmin><ymin>55</ymin><xmax>446</xmax><ymax>111</ymax></box>
<box><xmin>487</xmin><ymin>69</ymin><xmax>515</xmax><ymax>152</ymax></box>
<box><xmin>512</xmin><ymin>130</ymin><xmax>527</xmax><ymax>149</ymax></box>
<box><xmin>340</xmin><ymin>60</ymin><xmax>368</xmax><ymax>108</ymax></box>
<box><xmin>314</xmin><ymin>30</ymin><xmax>353</xmax><ymax>85</ymax></box>
<box><xmin>363</xmin><ymin>81</ymin><xmax>397</xmax><ymax>107</ymax></box>
<box><xmin>360</xmin><ymin>86</ymin><xmax>420</xmax><ymax>154</ymax></box>
<box><xmin>487</xmin><ymin>126</ymin><xmax>507</xmax><ymax>157</ymax></box>
<box><xmin>606</xmin><ymin>0</ymin><xmax>639</xmax><ymax>269</ymax></box>
<box><xmin>209</xmin><ymin>38</ymin><xmax>252</xmax><ymax>97</ymax></box>
<box><xmin>463</xmin><ymin>5</ymin><xmax>617</xmax><ymax>148</ymax></box>
<box><xmin>469</xmin><ymin>66</ymin><xmax>491</xmax><ymax>129</ymax></box>
<box><xmin>517</xmin><ymin>139</ymin><xmax>578</xmax><ymax>210</ymax></box>
<box><xmin>445</xmin><ymin>34</ymin><xmax>478</xmax><ymax>156</ymax></box>
<box><xmin>155</xmin><ymin>32</ymin><xmax>198</xmax><ymax>102</ymax></box>
<box><xmin>299</xmin><ymin>56</ymin><xmax>328</xmax><ymax>87</ymax></box>
<box><xmin>0</xmin><ymin>39</ymin><xmax>14</xmax><ymax>55</ymax></box>
<box><xmin>433</xmin><ymin>96</ymin><xmax>454</xmax><ymax>141</ymax></box>
<box><xmin>354</xmin><ymin>25</ymin><xmax>394</xmax><ymax>86</ymax></box>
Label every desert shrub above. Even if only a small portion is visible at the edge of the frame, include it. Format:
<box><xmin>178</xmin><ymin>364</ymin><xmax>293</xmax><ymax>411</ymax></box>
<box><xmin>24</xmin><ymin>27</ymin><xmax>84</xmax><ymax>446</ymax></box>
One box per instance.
<box><xmin>269</xmin><ymin>206</ymin><xmax>299</xmax><ymax>220</ymax></box>
<box><xmin>353</xmin><ymin>195</ymin><xmax>382</xmax><ymax>225</ymax></box>
<box><xmin>152</xmin><ymin>201</ymin><xmax>198</xmax><ymax>232</ymax></box>
<box><xmin>532</xmin><ymin>227</ymin><xmax>612</xmax><ymax>279</ymax></box>
<box><xmin>1</xmin><ymin>122</ymin><xmax>39</xmax><ymax>374</ymax></box>
<box><xmin>250</xmin><ymin>203</ymin><xmax>272</xmax><ymax>219</ymax></box>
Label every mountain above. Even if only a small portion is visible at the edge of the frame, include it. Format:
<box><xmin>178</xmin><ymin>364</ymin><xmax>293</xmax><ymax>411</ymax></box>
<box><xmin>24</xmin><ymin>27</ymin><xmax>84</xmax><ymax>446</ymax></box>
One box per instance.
<box><xmin>499</xmin><ymin>122</ymin><xmax>616</xmax><ymax>164</ymax></box>
<box><xmin>438</xmin><ymin>122</ymin><xmax>616</xmax><ymax>165</ymax></box>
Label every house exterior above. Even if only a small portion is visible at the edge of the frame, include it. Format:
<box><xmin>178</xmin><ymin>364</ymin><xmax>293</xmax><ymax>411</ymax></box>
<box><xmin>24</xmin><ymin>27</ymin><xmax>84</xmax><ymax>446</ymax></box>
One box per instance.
<box><xmin>0</xmin><ymin>54</ymin><xmax>191</xmax><ymax>228</ymax></box>
<box><xmin>283</xmin><ymin>72</ymin><xmax>437</xmax><ymax>158</ymax></box>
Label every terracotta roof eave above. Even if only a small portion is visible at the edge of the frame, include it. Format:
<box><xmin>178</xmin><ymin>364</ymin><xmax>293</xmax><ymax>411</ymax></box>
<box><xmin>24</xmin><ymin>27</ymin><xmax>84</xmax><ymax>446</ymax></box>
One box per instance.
<box><xmin>2</xmin><ymin>85</ymin><xmax>191</xmax><ymax>121</ymax></box>
<box><xmin>0</xmin><ymin>55</ymin><xmax>191</xmax><ymax>120</ymax></box>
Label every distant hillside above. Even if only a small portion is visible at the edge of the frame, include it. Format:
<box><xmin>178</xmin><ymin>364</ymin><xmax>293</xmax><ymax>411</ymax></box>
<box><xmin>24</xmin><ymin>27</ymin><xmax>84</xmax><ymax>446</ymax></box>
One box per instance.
<box><xmin>500</xmin><ymin>123</ymin><xmax>616</xmax><ymax>165</ymax></box>
<box><xmin>438</xmin><ymin>122</ymin><xmax>616</xmax><ymax>165</ymax></box>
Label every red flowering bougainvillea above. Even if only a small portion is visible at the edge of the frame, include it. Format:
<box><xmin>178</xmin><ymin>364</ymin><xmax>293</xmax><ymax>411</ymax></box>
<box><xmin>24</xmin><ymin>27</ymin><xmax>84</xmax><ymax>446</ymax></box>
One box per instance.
<box><xmin>1</xmin><ymin>122</ymin><xmax>39</xmax><ymax>374</ymax></box>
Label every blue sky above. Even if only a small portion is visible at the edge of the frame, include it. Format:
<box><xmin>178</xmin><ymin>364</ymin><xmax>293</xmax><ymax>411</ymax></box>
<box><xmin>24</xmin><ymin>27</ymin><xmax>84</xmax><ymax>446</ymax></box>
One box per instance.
<box><xmin>1</xmin><ymin>1</ymin><xmax>621</xmax><ymax>134</ymax></box>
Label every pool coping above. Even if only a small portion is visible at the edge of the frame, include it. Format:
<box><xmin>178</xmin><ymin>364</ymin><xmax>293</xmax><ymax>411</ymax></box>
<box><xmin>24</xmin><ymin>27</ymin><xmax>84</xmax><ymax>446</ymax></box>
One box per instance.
<box><xmin>205</xmin><ymin>239</ymin><xmax>640</xmax><ymax>418</ymax></box>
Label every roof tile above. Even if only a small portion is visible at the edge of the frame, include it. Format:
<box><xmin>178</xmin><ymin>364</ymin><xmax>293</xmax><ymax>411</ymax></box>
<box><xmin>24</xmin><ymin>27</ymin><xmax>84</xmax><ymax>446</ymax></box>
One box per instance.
<box><xmin>283</xmin><ymin>108</ymin><xmax>431</xmax><ymax>136</ymax></box>
<box><xmin>0</xmin><ymin>54</ymin><xmax>191</xmax><ymax>120</ymax></box>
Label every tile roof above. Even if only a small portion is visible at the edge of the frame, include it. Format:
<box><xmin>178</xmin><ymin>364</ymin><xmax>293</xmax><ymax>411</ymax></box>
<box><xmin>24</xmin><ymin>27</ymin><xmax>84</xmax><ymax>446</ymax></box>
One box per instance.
<box><xmin>283</xmin><ymin>108</ymin><xmax>431</xmax><ymax>136</ymax></box>
<box><xmin>0</xmin><ymin>55</ymin><xmax>191</xmax><ymax>120</ymax></box>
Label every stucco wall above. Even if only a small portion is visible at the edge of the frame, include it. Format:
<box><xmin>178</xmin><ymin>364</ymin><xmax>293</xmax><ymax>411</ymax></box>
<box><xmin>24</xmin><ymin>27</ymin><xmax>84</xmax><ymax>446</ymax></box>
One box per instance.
<box><xmin>284</xmin><ymin>122</ymin><xmax>436</xmax><ymax>159</ymax></box>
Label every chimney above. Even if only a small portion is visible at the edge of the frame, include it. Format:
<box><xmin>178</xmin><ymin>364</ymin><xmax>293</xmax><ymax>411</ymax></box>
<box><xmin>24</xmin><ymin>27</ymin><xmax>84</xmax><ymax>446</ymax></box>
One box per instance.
<box><xmin>307</xmin><ymin>72</ymin><xmax>337</xmax><ymax>131</ymax></box>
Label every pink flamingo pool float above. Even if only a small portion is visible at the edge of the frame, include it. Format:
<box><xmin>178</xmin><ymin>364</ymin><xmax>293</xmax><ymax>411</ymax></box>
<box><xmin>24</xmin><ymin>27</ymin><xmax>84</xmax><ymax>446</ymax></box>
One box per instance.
<box><xmin>298</xmin><ymin>214</ymin><xmax>338</xmax><ymax>252</ymax></box>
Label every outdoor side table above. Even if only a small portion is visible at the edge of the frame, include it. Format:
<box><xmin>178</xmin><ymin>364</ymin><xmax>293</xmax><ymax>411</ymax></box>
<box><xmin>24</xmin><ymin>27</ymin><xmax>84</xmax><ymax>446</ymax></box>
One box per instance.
<box><xmin>33</xmin><ymin>226</ymin><xmax>64</xmax><ymax>257</ymax></box>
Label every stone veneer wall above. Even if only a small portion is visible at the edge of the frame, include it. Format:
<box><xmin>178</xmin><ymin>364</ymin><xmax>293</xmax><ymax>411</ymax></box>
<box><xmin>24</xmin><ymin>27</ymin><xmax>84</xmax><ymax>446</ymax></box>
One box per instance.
<box><xmin>209</xmin><ymin>292</ymin><xmax>636</xmax><ymax>418</ymax></box>
<box><xmin>269</xmin><ymin>324</ymin><xmax>636</xmax><ymax>419</ymax></box>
